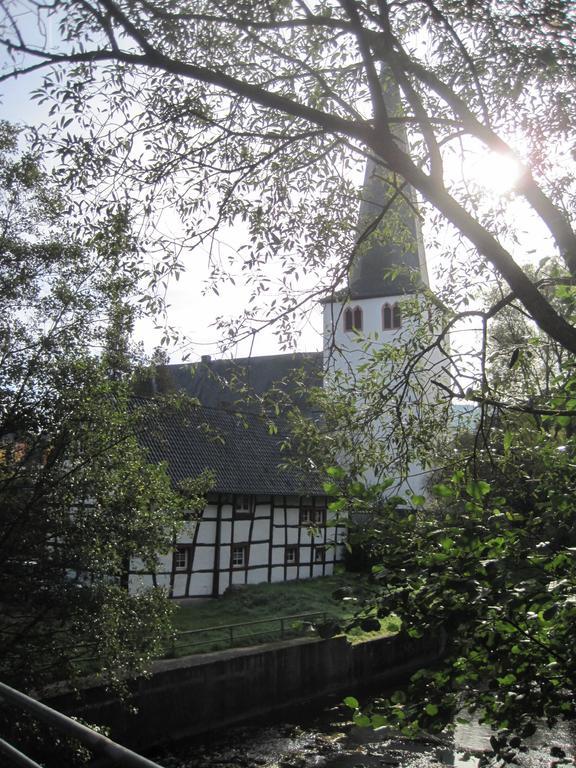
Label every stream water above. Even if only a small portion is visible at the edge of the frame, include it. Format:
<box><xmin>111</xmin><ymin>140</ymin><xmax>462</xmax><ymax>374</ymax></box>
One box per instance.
<box><xmin>154</xmin><ymin>698</ymin><xmax>575</xmax><ymax>768</ymax></box>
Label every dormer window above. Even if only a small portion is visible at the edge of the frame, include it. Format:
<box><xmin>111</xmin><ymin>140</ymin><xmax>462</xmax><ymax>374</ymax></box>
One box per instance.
<box><xmin>234</xmin><ymin>494</ymin><xmax>253</xmax><ymax>518</ymax></box>
<box><xmin>344</xmin><ymin>306</ymin><xmax>363</xmax><ymax>332</ymax></box>
<box><xmin>382</xmin><ymin>302</ymin><xmax>401</xmax><ymax>330</ymax></box>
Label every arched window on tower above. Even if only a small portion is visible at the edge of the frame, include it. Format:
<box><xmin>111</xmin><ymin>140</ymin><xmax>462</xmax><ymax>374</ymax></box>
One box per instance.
<box><xmin>382</xmin><ymin>302</ymin><xmax>402</xmax><ymax>330</ymax></box>
<box><xmin>344</xmin><ymin>306</ymin><xmax>363</xmax><ymax>332</ymax></box>
<box><xmin>382</xmin><ymin>303</ymin><xmax>392</xmax><ymax>330</ymax></box>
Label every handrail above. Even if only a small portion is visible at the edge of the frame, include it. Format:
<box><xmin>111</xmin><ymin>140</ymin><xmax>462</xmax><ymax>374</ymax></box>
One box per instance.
<box><xmin>0</xmin><ymin>681</ymin><xmax>165</xmax><ymax>768</ymax></box>
<box><xmin>176</xmin><ymin>611</ymin><xmax>326</xmax><ymax>636</ymax></box>
<box><xmin>0</xmin><ymin>737</ymin><xmax>44</xmax><ymax>768</ymax></box>
<box><xmin>169</xmin><ymin>610</ymin><xmax>327</xmax><ymax>656</ymax></box>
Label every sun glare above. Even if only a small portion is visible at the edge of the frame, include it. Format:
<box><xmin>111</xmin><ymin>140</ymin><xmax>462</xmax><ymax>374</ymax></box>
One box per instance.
<box><xmin>472</xmin><ymin>150</ymin><xmax>523</xmax><ymax>195</ymax></box>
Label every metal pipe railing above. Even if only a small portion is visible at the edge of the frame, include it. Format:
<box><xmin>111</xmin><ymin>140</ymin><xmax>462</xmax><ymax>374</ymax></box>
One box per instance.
<box><xmin>171</xmin><ymin>610</ymin><xmax>327</xmax><ymax>655</ymax></box>
<box><xmin>0</xmin><ymin>737</ymin><xmax>44</xmax><ymax>768</ymax></box>
<box><xmin>0</xmin><ymin>681</ymin><xmax>165</xmax><ymax>768</ymax></box>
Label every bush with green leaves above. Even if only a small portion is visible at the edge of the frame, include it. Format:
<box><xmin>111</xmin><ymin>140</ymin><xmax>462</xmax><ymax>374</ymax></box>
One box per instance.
<box><xmin>0</xmin><ymin>122</ymin><xmax>210</xmax><ymax>695</ymax></box>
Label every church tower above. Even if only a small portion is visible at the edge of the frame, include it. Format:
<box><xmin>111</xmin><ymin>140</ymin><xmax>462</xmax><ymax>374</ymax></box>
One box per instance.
<box><xmin>322</xmin><ymin>76</ymin><xmax>443</xmax><ymax>496</ymax></box>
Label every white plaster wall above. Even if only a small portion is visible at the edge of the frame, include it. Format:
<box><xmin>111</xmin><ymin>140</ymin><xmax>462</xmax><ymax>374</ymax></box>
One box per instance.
<box><xmin>324</xmin><ymin>293</ymin><xmax>420</xmax><ymax>368</ymax></box>
<box><xmin>250</xmin><ymin>542</ymin><xmax>269</xmax><ymax>567</ymax></box>
<box><xmin>247</xmin><ymin>567</ymin><xmax>269</xmax><ymax>584</ymax></box>
<box><xmin>323</xmin><ymin>294</ymin><xmax>446</xmax><ymax>497</ymax></box>
<box><xmin>130</xmin><ymin>495</ymin><xmax>345</xmax><ymax>599</ymax></box>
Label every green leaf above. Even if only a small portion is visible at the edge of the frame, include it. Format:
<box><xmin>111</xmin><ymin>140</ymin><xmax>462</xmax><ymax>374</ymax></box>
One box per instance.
<box><xmin>433</xmin><ymin>483</ymin><xmax>453</xmax><ymax>498</ymax></box>
<box><xmin>425</xmin><ymin>703</ymin><xmax>439</xmax><ymax>716</ymax></box>
<box><xmin>411</xmin><ymin>494</ymin><xmax>425</xmax><ymax>506</ymax></box>
<box><xmin>497</xmin><ymin>674</ymin><xmax>517</xmax><ymax>686</ymax></box>
<box><xmin>353</xmin><ymin>714</ymin><xmax>372</xmax><ymax>727</ymax></box>
<box><xmin>370</xmin><ymin>714</ymin><xmax>388</xmax><ymax>729</ymax></box>
<box><xmin>465</xmin><ymin>479</ymin><xmax>491</xmax><ymax>500</ymax></box>
<box><xmin>555</xmin><ymin>415</ymin><xmax>571</xmax><ymax>427</ymax></box>
<box><xmin>343</xmin><ymin>696</ymin><xmax>359</xmax><ymax>710</ymax></box>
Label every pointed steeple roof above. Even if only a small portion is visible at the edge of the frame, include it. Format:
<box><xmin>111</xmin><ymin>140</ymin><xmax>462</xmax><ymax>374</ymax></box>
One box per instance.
<box><xmin>349</xmin><ymin>73</ymin><xmax>429</xmax><ymax>299</ymax></box>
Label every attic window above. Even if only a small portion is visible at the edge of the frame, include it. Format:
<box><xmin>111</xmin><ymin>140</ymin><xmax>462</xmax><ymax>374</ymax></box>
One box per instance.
<box><xmin>382</xmin><ymin>302</ymin><xmax>402</xmax><ymax>330</ymax></box>
<box><xmin>234</xmin><ymin>495</ymin><xmax>253</xmax><ymax>517</ymax></box>
<box><xmin>300</xmin><ymin>506</ymin><xmax>326</xmax><ymax>526</ymax></box>
<box><xmin>344</xmin><ymin>306</ymin><xmax>363</xmax><ymax>332</ymax></box>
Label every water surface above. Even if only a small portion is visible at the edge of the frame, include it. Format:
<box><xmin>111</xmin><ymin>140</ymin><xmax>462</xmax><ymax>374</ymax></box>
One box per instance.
<box><xmin>156</xmin><ymin>699</ymin><xmax>574</xmax><ymax>768</ymax></box>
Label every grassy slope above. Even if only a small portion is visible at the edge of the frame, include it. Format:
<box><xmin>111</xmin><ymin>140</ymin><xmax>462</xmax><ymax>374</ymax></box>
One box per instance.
<box><xmin>168</xmin><ymin>573</ymin><xmax>400</xmax><ymax>656</ymax></box>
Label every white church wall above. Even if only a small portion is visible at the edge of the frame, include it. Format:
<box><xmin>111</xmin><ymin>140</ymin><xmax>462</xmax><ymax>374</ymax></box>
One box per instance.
<box><xmin>323</xmin><ymin>293</ymin><xmax>447</xmax><ymax>498</ymax></box>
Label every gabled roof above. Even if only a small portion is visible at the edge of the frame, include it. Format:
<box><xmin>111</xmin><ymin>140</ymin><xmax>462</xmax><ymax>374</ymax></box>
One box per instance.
<box><xmin>137</xmin><ymin>400</ymin><xmax>324</xmax><ymax>496</ymax></box>
<box><xmin>137</xmin><ymin>352</ymin><xmax>323</xmax><ymax>415</ymax></box>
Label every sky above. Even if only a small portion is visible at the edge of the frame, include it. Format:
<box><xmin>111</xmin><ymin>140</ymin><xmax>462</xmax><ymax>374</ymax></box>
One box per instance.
<box><xmin>0</xmin><ymin>41</ymin><xmax>552</xmax><ymax>368</ymax></box>
<box><xmin>0</xmin><ymin>69</ymin><xmax>322</xmax><ymax>361</ymax></box>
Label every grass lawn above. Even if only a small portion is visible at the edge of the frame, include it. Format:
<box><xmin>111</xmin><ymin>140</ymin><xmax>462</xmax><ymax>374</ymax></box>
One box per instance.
<box><xmin>167</xmin><ymin>572</ymin><xmax>400</xmax><ymax>656</ymax></box>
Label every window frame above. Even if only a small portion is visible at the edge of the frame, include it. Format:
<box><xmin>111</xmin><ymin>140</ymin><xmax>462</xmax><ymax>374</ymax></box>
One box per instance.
<box><xmin>299</xmin><ymin>506</ymin><xmax>326</xmax><ymax>526</ymax></box>
<box><xmin>231</xmin><ymin>543</ymin><xmax>249</xmax><ymax>569</ymax></box>
<box><xmin>382</xmin><ymin>302</ymin><xmax>402</xmax><ymax>330</ymax></box>
<box><xmin>382</xmin><ymin>302</ymin><xmax>392</xmax><ymax>330</ymax></box>
<box><xmin>285</xmin><ymin>545</ymin><xmax>299</xmax><ymax>565</ymax></box>
<box><xmin>344</xmin><ymin>305</ymin><xmax>363</xmax><ymax>332</ymax></box>
<box><xmin>314</xmin><ymin>546</ymin><xmax>326</xmax><ymax>563</ymax></box>
<box><xmin>173</xmin><ymin>546</ymin><xmax>191</xmax><ymax>572</ymax></box>
<box><xmin>233</xmin><ymin>494</ymin><xmax>253</xmax><ymax>518</ymax></box>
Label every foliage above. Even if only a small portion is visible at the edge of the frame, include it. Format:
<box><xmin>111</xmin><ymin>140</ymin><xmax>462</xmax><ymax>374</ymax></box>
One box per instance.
<box><xmin>327</xmin><ymin>393</ymin><xmax>576</xmax><ymax>763</ymax></box>
<box><xmin>0</xmin><ymin>121</ymin><xmax>209</xmax><ymax>694</ymax></box>
<box><xmin>0</xmin><ymin>1</ymin><xmax>575</xmax><ymax>357</ymax></box>
<box><xmin>483</xmin><ymin>259</ymin><xmax>574</xmax><ymax>407</ymax></box>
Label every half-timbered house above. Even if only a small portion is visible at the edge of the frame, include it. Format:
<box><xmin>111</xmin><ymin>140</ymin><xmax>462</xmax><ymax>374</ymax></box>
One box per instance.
<box><xmin>130</xmin><ymin>355</ymin><xmax>347</xmax><ymax>598</ymax></box>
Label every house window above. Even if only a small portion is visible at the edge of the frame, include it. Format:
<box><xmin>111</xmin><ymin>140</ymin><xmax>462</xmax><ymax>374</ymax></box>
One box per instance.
<box><xmin>299</xmin><ymin>506</ymin><xmax>326</xmax><ymax>526</ymax></box>
<box><xmin>344</xmin><ymin>306</ymin><xmax>363</xmax><ymax>332</ymax></box>
<box><xmin>382</xmin><ymin>302</ymin><xmax>402</xmax><ymax>330</ymax></box>
<box><xmin>285</xmin><ymin>546</ymin><xmax>299</xmax><ymax>565</ymax></box>
<box><xmin>234</xmin><ymin>494</ymin><xmax>252</xmax><ymax>517</ymax></box>
<box><xmin>231</xmin><ymin>544</ymin><xmax>248</xmax><ymax>569</ymax></box>
<box><xmin>314</xmin><ymin>546</ymin><xmax>326</xmax><ymax>563</ymax></box>
<box><xmin>173</xmin><ymin>546</ymin><xmax>190</xmax><ymax>571</ymax></box>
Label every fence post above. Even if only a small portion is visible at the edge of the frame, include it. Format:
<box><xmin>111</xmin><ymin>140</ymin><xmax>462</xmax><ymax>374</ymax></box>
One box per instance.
<box><xmin>280</xmin><ymin>618</ymin><xmax>285</xmax><ymax>638</ymax></box>
<box><xmin>229</xmin><ymin>625</ymin><xmax>234</xmax><ymax>647</ymax></box>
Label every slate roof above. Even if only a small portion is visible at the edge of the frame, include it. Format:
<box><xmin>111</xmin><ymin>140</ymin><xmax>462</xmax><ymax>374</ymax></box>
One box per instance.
<box><xmin>137</xmin><ymin>400</ymin><xmax>324</xmax><ymax>496</ymax></box>
<box><xmin>139</xmin><ymin>352</ymin><xmax>324</xmax><ymax>416</ymax></box>
<box><xmin>348</xmin><ymin>72</ymin><xmax>427</xmax><ymax>300</ymax></box>
<box><xmin>349</xmin><ymin>160</ymin><xmax>424</xmax><ymax>300</ymax></box>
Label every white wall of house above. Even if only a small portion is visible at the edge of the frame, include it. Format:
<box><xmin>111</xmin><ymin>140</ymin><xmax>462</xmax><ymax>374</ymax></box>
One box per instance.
<box><xmin>129</xmin><ymin>494</ymin><xmax>346</xmax><ymax>599</ymax></box>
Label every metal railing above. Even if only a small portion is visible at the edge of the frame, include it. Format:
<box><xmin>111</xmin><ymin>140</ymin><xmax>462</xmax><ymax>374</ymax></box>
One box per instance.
<box><xmin>170</xmin><ymin>611</ymin><xmax>327</xmax><ymax>656</ymax></box>
<box><xmin>0</xmin><ymin>681</ymin><xmax>165</xmax><ymax>768</ymax></box>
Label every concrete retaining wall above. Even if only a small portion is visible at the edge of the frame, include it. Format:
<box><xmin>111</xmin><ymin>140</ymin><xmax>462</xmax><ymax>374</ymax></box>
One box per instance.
<box><xmin>45</xmin><ymin>633</ymin><xmax>442</xmax><ymax>751</ymax></box>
